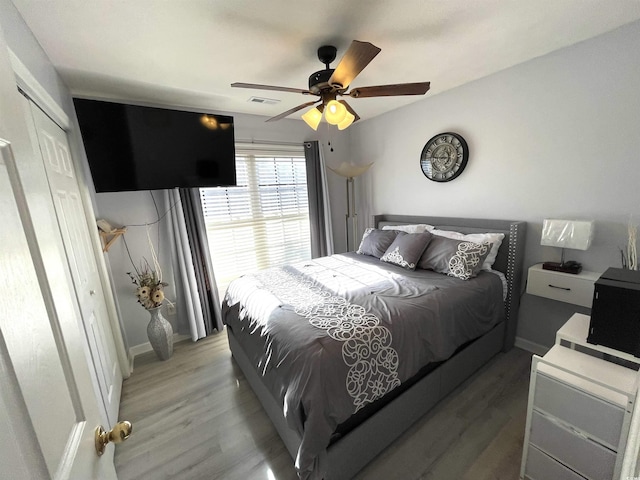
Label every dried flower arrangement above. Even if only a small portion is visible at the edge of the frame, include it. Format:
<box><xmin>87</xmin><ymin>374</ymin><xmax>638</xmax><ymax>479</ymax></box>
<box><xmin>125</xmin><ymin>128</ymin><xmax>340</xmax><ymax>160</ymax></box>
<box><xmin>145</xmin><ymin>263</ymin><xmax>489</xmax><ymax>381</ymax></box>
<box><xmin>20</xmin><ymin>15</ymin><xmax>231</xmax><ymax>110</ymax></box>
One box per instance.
<box><xmin>127</xmin><ymin>260</ymin><xmax>168</xmax><ymax>310</ymax></box>
<box><xmin>629</xmin><ymin>217</ymin><xmax>638</xmax><ymax>270</ymax></box>
<box><xmin>621</xmin><ymin>216</ymin><xmax>638</xmax><ymax>270</ymax></box>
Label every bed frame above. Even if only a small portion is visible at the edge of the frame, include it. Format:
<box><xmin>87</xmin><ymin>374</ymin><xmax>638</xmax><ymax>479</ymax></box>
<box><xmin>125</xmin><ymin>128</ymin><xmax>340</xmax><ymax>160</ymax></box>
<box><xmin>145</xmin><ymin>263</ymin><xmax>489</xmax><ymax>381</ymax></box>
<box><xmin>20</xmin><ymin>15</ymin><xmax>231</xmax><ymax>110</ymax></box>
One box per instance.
<box><xmin>226</xmin><ymin>214</ymin><xmax>526</xmax><ymax>479</ymax></box>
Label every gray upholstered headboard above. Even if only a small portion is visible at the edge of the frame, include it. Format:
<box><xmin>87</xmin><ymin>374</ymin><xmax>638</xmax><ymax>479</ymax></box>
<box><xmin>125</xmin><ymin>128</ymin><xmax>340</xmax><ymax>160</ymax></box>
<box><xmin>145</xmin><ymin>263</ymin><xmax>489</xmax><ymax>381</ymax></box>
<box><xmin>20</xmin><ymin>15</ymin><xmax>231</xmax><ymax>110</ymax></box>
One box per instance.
<box><xmin>373</xmin><ymin>214</ymin><xmax>527</xmax><ymax>351</ymax></box>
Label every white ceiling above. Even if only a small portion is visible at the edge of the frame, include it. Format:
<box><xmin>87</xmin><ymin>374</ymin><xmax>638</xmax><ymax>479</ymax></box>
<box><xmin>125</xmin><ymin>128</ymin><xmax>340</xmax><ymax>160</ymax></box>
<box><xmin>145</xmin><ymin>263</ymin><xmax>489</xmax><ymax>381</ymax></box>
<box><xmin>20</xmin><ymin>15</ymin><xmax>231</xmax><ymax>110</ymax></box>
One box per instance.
<box><xmin>11</xmin><ymin>0</ymin><xmax>640</xmax><ymax>123</ymax></box>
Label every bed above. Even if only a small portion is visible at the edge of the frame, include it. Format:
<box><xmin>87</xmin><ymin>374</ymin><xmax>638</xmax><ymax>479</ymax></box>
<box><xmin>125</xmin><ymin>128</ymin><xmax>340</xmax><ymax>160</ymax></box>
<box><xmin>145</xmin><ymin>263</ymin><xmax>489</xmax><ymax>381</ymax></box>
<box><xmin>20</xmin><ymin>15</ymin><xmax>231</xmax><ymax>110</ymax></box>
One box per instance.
<box><xmin>222</xmin><ymin>214</ymin><xmax>526</xmax><ymax>480</ymax></box>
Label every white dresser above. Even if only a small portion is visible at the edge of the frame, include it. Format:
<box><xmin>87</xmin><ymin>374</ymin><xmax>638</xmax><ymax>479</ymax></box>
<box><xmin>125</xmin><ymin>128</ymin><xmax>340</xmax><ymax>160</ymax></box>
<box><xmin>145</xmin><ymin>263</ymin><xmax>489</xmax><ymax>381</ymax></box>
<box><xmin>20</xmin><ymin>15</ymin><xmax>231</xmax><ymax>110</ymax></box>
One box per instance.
<box><xmin>520</xmin><ymin>314</ymin><xmax>640</xmax><ymax>480</ymax></box>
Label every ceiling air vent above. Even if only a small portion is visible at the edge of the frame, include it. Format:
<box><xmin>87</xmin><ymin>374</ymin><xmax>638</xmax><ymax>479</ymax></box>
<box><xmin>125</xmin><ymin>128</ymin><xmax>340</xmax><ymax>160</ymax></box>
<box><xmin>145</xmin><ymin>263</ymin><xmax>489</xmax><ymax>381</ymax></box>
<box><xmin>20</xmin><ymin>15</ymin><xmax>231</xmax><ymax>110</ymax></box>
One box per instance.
<box><xmin>248</xmin><ymin>96</ymin><xmax>281</xmax><ymax>105</ymax></box>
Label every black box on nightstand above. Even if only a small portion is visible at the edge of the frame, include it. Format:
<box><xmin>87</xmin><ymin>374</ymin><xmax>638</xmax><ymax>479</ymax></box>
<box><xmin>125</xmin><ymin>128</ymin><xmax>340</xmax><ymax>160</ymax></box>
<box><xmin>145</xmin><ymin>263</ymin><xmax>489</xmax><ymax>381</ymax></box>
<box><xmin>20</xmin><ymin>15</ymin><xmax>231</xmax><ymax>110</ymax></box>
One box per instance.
<box><xmin>587</xmin><ymin>267</ymin><xmax>640</xmax><ymax>356</ymax></box>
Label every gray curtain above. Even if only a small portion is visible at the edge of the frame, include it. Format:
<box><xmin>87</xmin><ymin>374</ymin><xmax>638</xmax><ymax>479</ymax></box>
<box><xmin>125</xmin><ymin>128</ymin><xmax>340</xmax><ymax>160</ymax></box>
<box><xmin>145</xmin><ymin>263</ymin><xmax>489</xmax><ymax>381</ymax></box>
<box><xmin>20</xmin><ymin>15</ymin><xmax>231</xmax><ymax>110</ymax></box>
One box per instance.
<box><xmin>166</xmin><ymin>188</ymin><xmax>206</xmax><ymax>340</ymax></box>
<box><xmin>305</xmin><ymin>141</ymin><xmax>334</xmax><ymax>258</ymax></box>
<box><xmin>165</xmin><ymin>188</ymin><xmax>222</xmax><ymax>341</ymax></box>
<box><xmin>179</xmin><ymin>188</ymin><xmax>223</xmax><ymax>334</ymax></box>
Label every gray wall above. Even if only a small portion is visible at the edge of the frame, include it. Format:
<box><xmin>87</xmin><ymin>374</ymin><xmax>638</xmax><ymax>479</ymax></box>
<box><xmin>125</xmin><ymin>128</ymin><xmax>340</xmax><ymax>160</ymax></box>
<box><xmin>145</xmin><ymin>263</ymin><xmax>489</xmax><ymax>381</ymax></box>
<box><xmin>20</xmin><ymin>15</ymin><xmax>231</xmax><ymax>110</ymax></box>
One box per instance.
<box><xmin>346</xmin><ymin>20</ymin><xmax>640</xmax><ymax>349</ymax></box>
<box><xmin>0</xmin><ymin>0</ymin><xmax>67</xmax><ymax>109</ymax></box>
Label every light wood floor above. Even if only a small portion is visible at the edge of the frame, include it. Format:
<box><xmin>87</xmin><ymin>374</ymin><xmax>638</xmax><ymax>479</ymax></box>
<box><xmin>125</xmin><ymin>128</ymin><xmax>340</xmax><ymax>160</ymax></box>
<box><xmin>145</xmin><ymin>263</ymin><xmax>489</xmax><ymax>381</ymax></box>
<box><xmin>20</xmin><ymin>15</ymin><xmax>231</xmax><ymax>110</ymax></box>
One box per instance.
<box><xmin>114</xmin><ymin>331</ymin><xmax>532</xmax><ymax>480</ymax></box>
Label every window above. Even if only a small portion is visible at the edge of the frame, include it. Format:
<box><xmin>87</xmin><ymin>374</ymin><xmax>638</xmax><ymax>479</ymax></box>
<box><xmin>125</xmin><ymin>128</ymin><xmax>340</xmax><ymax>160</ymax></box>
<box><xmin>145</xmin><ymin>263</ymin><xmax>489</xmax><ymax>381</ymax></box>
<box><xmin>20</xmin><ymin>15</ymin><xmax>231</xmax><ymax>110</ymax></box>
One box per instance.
<box><xmin>200</xmin><ymin>143</ymin><xmax>310</xmax><ymax>297</ymax></box>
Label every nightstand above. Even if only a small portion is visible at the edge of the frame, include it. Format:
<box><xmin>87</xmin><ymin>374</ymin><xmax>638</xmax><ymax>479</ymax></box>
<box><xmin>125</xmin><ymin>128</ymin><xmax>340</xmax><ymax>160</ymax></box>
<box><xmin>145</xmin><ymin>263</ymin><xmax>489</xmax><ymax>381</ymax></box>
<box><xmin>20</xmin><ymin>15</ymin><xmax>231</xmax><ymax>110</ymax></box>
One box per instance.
<box><xmin>520</xmin><ymin>313</ymin><xmax>640</xmax><ymax>480</ymax></box>
<box><xmin>526</xmin><ymin>263</ymin><xmax>600</xmax><ymax>308</ymax></box>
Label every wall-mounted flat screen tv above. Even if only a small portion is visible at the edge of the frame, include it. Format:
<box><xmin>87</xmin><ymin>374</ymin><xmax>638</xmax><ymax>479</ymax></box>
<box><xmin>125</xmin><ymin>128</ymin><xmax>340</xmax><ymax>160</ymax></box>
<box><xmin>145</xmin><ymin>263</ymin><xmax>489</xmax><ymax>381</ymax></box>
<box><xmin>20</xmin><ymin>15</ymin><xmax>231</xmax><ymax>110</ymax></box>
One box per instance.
<box><xmin>73</xmin><ymin>98</ymin><xmax>236</xmax><ymax>192</ymax></box>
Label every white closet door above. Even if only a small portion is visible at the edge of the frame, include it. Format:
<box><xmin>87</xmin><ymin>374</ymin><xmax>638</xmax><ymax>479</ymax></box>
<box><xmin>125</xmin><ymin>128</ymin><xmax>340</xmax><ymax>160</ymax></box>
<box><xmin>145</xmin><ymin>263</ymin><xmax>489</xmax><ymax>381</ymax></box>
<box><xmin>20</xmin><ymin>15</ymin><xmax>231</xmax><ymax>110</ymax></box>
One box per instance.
<box><xmin>22</xmin><ymin>97</ymin><xmax>123</xmax><ymax>425</ymax></box>
<box><xmin>0</xmin><ymin>20</ymin><xmax>120</xmax><ymax>478</ymax></box>
<box><xmin>0</xmin><ymin>139</ymin><xmax>117</xmax><ymax>480</ymax></box>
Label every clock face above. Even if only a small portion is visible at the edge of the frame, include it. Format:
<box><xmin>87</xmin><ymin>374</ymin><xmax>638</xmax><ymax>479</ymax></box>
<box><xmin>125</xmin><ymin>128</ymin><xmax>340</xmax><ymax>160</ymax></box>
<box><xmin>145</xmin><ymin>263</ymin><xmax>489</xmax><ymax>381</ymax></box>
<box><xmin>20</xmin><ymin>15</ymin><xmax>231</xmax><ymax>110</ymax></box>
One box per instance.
<box><xmin>420</xmin><ymin>132</ymin><xmax>469</xmax><ymax>182</ymax></box>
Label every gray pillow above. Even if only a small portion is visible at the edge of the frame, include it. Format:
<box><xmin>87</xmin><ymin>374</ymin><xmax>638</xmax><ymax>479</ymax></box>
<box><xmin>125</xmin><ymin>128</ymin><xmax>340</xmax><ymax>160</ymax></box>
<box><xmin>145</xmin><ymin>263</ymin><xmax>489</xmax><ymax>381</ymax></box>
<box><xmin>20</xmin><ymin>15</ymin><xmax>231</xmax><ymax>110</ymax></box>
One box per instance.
<box><xmin>357</xmin><ymin>228</ymin><xmax>399</xmax><ymax>258</ymax></box>
<box><xmin>418</xmin><ymin>235</ymin><xmax>491</xmax><ymax>280</ymax></box>
<box><xmin>380</xmin><ymin>232</ymin><xmax>433</xmax><ymax>270</ymax></box>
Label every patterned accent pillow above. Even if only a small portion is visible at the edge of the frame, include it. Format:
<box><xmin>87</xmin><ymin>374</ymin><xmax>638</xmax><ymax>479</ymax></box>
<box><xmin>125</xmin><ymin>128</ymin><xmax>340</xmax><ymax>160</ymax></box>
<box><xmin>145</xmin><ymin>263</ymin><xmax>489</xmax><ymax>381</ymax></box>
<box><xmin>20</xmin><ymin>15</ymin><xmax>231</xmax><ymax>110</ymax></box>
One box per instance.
<box><xmin>380</xmin><ymin>232</ymin><xmax>433</xmax><ymax>270</ymax></box>
<box><xmin>418</xmin><ymin>235</ymin><xmax>491</xmax><ymax>280</ymax></box>
<box><xmin>356</xmin><ymin>228</ymin><xmax>400</xmax><ymax>258</ymax></box>
<box><xmin>430</xmin><ymin>229</ymin><xmax>504</xmax><ymax>271</ymax></box>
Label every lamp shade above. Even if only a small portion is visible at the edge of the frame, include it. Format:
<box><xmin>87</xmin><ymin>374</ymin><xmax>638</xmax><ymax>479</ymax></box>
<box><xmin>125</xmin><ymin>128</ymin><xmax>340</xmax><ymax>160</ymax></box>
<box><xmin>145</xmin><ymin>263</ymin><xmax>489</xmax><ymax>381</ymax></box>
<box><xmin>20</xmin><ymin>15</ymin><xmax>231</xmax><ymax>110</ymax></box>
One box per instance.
<box><xmin>337</xmin><ymin>111</ymin><xmax>355</xmax><ymax>130</ymax></box>
<box><xmin>541</xmin><ymin>219</ymin><xmax>595</xmax><ymax>250</ymax></box>
<box><xmin>324</xmin><ymin>100</ymin><xmax>347</xmax><ymax>125</ymax></box>
<box><xmin>327</xmin><ymin>162</ymin><xmax>374</xmax><ymax>179</ymax></box>
<box><xmin>301</xmin><ymin>106</ymin><xmax>323</xmax><ymax>130</ymax></box>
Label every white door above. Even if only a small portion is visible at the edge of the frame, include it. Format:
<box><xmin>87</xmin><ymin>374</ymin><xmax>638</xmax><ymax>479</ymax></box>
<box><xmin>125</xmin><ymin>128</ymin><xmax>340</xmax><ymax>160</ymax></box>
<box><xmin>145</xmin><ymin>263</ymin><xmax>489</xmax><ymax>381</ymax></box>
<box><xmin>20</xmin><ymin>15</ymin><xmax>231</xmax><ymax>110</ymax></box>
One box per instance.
<box><xmin>0</xmin><ymin>139</ymin><xmax>118</xmax><ymax>480</ymax></box>
<box><xmin>21</xmin><ymin>97</ymin><xmax>123</xmax><ymax>426</ymax></box>
<box><xmin>0</xmin><ymin>22</ymin><xmax>120</xmax><ymax>478</ymax></box>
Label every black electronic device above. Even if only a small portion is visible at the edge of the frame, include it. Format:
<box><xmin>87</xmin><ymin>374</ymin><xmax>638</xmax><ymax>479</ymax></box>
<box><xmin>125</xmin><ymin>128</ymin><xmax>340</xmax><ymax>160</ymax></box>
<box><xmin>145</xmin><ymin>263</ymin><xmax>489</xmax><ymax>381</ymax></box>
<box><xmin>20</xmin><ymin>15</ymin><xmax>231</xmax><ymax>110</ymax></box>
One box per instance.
<box><xmin>587</xmin><ymin>267</ymin><xmax>640</xmax><ymax>356</ymax></box>
<box><xmin>542</xmin><ymin>260</ymin><xmax>582</xmax><ymax>274</ymax></box>
<box><xmin>73</xmin><ymin>98</ymin><xmax>236</xmax><ymax>192</ymax></box>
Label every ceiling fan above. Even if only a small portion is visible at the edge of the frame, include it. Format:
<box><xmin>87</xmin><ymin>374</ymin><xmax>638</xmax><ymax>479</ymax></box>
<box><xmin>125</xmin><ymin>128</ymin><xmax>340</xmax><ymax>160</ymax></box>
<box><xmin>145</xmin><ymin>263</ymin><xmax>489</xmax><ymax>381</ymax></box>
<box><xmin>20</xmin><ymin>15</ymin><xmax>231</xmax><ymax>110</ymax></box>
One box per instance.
<box><xmin>231</xmin><ymin>40</ymin><xmax>431</xmax><ymax>130</ymax></box>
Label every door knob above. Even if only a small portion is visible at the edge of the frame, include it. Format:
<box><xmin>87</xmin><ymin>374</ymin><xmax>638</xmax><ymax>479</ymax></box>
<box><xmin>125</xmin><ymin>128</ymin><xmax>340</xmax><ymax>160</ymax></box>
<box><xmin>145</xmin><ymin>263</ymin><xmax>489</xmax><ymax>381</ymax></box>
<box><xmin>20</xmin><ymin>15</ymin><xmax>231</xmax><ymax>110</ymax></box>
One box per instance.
<box><xmin>95</xmin><ymin>420</ymin><xmax>132</xmax><ymax>456</ymax></box>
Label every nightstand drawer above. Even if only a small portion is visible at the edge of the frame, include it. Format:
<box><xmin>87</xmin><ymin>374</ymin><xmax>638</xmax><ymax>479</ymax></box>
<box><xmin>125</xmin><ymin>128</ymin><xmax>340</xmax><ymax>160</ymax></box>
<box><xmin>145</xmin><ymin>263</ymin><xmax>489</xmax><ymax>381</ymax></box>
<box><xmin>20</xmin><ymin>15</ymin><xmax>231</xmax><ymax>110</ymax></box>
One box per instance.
<box><xmin>524</xmin><ymin>445</ymin><xmax>587</xmax><ymax>480</ymax></box>
<box><xmin>534</xmin><ymin>373</ymin><xmax>624</xmax><ymax>449</ymax></box>
<box><xmin>527</xmin><ymin>266</ymin><xmax>597</xmax><ymax>307</ymax></box>
<box><xmin>529</xmin><ymin>411</ymin><xmax>615</xmax><ymax>480</ymax></box>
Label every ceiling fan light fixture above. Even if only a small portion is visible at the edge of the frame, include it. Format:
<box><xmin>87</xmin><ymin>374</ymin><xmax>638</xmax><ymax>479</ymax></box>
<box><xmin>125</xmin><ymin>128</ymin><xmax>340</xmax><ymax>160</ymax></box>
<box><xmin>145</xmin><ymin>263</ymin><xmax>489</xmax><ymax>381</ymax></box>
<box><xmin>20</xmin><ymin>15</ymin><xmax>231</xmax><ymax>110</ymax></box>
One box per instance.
<box><xmin>337</xmin><ymin>111</ymin><xmax>355</xmax><ymax>130</ymax></box>
<box><xmin>200</xmin><ymin>114</ymin><xmax>218</xmax><ymax>130</ymax></box>
<box><xmin>324</xmin><ymin>100</ymin><xmax>347</xmax><ymax>125</ymax></box>
<box><xmin>301</xmin><ymin>106</ymin><xmax>323</xmax><ymax>130</ymax></box>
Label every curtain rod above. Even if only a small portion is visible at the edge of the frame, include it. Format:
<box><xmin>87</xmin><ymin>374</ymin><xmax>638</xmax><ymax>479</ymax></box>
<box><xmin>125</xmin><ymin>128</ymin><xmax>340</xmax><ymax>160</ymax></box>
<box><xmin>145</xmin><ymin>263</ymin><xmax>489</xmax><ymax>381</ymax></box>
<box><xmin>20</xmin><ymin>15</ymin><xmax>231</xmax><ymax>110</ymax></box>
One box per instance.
<box><xmin>235</xmin><ymin>138</ymin><xmax>307</xmax><ymax>147</ymax></box>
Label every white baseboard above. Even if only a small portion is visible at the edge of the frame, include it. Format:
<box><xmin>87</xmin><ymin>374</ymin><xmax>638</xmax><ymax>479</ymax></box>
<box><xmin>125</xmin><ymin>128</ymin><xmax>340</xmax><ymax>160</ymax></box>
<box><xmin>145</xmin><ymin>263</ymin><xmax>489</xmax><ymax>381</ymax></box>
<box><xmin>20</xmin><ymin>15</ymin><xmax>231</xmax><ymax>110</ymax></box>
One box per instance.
<box><xmin>514</xmin><ymin>336</ymin><xmax>549</xmax><ymax>356</ymax></box>
<box><xmin>129</xmin><ymin>333</ymin><xmax>192</xmax><ymax>368</ymax></box>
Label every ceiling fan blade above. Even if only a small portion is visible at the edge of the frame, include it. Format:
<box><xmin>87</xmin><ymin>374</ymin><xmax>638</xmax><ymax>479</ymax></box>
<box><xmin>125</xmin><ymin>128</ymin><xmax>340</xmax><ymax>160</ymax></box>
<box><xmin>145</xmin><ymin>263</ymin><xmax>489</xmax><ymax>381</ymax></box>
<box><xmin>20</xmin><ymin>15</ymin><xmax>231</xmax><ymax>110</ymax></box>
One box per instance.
<box><xmin>328</xmin><ymin>40</ymin><xmax>381</xmax><ymax>89</ymax></box>
<box><xmin>266</xmin><ymin>101</ymin><xmax>319</xmax><ymax>122</ymax></box>
<box><xmin>349</xmin><ymin>82</ymin><xmax>431</xmax><ymax>98</ymax></box>
<box><xmin>231</xmin><ymin>82</ymin><xmax>312</xmax><ymax>95</ymax></box>
<box><xmin>338</xmin><ymin>100</ymin><xmax>360</xmax><ymax>122</ymax></box>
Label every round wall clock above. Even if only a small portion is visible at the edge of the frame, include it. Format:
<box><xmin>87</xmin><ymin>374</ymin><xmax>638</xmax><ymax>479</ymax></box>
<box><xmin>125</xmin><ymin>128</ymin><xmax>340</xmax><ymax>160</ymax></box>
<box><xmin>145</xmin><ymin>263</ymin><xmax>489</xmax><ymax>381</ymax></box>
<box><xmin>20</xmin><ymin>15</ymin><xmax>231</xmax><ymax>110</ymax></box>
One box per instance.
<box><xmin>420</xmin><ymin>132</ymin><xmax>469</xmax><ymax>182</ymax></box>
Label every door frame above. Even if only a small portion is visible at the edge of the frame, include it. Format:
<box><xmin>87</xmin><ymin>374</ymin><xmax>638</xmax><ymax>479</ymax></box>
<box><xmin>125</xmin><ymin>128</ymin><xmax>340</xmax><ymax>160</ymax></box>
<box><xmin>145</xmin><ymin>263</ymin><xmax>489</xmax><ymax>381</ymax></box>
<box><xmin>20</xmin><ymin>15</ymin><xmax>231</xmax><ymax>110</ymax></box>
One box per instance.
<box><xmin>8</xmin><ymin>49</ymin><xmax>130</xmax><ymax>379</ymax></box>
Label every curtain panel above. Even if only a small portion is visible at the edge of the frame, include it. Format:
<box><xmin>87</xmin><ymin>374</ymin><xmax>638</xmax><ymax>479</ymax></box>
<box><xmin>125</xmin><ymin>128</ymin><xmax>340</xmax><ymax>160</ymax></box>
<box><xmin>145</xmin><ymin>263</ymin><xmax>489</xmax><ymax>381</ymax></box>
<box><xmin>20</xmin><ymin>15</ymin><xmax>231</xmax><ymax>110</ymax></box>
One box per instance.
<box><xmin>165</xmin><ymin>188</ymin><xmax>223</xmax><ymax>342</ymax></box>
<box><xmin>179</xmin><ymin>187</ymin><xmax>223</xmax><ymax>334</ymax></box>
<box><xmin>305</xmin><ymin>141</ymin><xmax>334</xmax><ymax>258</ymax></box>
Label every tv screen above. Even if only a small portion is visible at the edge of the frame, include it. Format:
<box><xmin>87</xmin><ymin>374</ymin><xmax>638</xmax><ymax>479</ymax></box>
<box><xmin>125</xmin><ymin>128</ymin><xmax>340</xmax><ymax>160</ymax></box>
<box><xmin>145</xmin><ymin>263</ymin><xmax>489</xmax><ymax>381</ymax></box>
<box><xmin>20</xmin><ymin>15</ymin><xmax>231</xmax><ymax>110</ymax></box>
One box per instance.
<box><xmin>73</xmin><ymin>98</ymin><xmax>236</xmax><ymax>192</ymax></box>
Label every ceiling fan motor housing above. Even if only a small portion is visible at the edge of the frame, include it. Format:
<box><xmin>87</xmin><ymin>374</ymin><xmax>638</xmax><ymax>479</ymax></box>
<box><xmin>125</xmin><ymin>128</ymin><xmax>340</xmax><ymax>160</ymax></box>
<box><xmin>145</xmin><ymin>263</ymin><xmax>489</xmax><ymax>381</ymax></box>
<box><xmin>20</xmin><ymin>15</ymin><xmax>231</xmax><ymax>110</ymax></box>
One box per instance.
<box><xmin>308</xmin><ymin>45</ymin><xmax>340</xmax><ymax>94</ymax></box>
<box><xmin>308</xmin><ymin>69</ymin><xmax>336</xmax><ymax>94</ymax></box>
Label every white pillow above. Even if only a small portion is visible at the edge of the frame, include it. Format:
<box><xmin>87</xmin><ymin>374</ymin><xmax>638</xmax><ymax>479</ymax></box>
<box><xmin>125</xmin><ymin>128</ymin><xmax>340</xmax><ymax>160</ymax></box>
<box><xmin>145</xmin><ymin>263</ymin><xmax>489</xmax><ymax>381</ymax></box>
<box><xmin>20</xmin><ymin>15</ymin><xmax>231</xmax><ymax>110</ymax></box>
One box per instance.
<box><xmin>430</xmin><ymin>229</ymin><xmax>505</xmax><ymax>271</ymax></box>
<box><xmin>382</xmin><ymin>224</ymin><xmax>435</xmax><ymax>234</ymax></box>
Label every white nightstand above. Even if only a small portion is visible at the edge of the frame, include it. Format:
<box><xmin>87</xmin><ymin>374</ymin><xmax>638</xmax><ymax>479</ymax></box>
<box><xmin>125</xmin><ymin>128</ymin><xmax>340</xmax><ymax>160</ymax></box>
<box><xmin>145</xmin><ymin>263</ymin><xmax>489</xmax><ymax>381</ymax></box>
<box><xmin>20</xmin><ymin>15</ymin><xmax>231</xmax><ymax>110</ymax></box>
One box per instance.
<box><xmin>520</xmin><ymin>313</ymin><xmax>640</xmax><ymax>480</ymax></box>
<box><xmin>526</xmin><ymin>264</ymin><xmax>600</xmax><ymax>308</ymax></box>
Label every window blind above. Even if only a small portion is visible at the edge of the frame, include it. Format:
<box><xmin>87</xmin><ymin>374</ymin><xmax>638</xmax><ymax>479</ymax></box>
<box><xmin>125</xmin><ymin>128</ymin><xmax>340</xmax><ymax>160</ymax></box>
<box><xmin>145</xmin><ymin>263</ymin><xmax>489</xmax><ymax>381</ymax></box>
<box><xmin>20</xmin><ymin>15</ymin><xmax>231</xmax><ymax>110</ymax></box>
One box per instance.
<box><xmin>200</xmin><ymin>144</ymin><xmax>310</xmax><ymax>298</ymax></box>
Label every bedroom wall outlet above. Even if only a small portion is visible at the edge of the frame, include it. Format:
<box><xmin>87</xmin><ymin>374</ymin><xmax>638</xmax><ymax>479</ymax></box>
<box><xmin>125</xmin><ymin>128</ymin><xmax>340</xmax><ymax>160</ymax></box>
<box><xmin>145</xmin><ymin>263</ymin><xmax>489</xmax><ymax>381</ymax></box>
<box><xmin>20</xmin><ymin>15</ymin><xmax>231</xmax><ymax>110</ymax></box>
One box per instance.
<box><xmin>167</xmin><ymin>303</ymin><xmax>176</xmax><ymax>315</ymax></box>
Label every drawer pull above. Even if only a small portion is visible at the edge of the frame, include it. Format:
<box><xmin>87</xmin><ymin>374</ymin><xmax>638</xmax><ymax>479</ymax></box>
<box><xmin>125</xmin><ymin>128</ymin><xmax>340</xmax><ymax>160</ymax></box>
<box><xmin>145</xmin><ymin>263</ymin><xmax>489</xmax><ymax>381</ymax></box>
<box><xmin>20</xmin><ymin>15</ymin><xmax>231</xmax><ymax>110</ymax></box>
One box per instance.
<box><xmin>548</xmin><ymin>284</ymin><xmax>571</xmax><ymax>291</ymax></box>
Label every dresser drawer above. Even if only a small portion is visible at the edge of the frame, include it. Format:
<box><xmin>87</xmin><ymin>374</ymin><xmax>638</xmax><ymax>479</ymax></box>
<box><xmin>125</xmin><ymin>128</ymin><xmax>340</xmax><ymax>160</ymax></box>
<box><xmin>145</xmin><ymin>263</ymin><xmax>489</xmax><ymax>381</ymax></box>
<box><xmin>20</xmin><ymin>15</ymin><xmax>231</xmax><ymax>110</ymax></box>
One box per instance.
<box><xmin>535</xmin><ymin>372</ymin><xmax>624</xmax><ymax>449</ymax></box>
<box><xmin>529</xmin><ymin>411</ymin><xmax>615</xmax><ymax>480</ymax></box>
<box><xmin>527</xmin><ymin>266</ymin><xmax>597</xmax><ymax>307</ymax></box>
<box><xmin>524</xmin><ymin>444</ymin><xmax>587</xmax><ymax>480</ymax></box>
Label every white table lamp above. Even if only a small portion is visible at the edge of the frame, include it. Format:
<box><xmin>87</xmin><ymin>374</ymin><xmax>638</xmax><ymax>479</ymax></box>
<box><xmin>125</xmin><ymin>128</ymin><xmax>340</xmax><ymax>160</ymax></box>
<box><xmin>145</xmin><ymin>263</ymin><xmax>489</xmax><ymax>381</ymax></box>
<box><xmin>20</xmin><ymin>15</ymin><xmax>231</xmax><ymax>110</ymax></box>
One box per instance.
<box><xmin>541</xmin><ymin>219</ymin><xmax>595</xmax><ymax>274</ymax></box>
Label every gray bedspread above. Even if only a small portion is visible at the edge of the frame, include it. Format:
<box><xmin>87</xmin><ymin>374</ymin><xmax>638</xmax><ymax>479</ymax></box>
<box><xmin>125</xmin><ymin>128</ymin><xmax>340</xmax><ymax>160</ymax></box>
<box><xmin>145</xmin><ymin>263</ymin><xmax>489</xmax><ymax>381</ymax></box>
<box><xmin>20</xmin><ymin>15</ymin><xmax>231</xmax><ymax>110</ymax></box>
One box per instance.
<box><xmin>222</xmin><ymin>252</ymin><xmax>505</xmax><ymax>479</ymax></box>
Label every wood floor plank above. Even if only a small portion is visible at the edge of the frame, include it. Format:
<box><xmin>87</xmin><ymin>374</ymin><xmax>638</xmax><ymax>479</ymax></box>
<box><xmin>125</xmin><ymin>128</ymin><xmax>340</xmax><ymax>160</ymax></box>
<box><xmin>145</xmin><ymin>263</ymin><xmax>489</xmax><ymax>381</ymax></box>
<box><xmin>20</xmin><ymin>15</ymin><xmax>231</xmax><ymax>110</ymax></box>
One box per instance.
<box><xmin>115</xmin><ymin>331</ymin><xmax>531</xmax><ymax>479</ymax></box>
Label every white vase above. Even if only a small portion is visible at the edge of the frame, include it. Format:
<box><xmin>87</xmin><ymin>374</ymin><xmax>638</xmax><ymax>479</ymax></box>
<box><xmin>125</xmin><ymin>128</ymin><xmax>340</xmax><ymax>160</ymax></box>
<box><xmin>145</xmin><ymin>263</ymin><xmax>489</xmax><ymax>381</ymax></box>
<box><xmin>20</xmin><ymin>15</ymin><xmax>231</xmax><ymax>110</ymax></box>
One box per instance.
<box><xmin>147</xmin><ymin>306</ymin><xmax>173</xmax><ymax>360</ymax></box>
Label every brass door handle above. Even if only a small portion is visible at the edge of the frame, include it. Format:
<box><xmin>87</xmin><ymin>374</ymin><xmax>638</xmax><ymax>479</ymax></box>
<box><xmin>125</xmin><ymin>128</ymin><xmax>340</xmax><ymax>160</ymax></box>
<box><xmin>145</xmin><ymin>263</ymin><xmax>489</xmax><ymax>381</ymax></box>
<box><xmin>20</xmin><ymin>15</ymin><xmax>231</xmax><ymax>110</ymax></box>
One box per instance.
<box><xmin>95</xmin><ymin>421</ymin><xmax>132</xmax><ymax>456</ymax></box>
